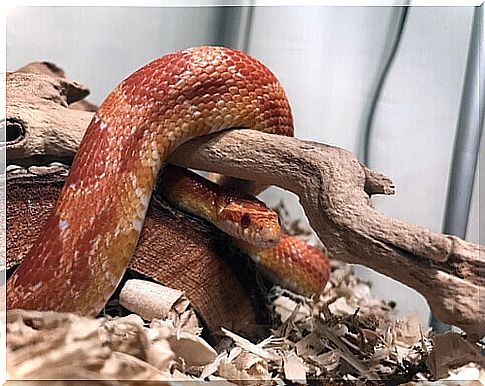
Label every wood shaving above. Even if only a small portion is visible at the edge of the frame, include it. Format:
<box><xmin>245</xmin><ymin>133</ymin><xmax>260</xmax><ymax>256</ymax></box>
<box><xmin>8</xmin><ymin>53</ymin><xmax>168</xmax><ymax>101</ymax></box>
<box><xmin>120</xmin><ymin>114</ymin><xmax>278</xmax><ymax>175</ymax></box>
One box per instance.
<box><xmin>283</xmin><ymin>351</ymin><xmax>306</xmax><ymax>382</ymax></box>
<box><xmin>7</xmin><ymin>260</ymin><xmax>483</xmax><ymax>383</ymax></box>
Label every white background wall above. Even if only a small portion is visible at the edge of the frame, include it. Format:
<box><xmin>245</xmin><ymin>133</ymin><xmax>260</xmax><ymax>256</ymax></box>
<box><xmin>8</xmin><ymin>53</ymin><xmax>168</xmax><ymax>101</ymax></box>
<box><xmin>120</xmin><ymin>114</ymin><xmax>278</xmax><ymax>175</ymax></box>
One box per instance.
<box><xmin>7</xmin><ymin>6</ymin><xmax>480</xmax><ymax>327</ymax></box>
<box><xmin>7</xmin><ymin>7</ymin><xmax>226</xmax><ymax>102</ymax></box>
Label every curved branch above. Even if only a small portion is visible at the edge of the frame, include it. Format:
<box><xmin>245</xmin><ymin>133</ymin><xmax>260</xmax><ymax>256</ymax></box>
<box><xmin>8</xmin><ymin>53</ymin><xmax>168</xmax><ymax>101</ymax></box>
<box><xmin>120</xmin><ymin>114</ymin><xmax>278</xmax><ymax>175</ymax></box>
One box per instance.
<box><xmin>169</xmin><ymin>130</ymin><xmax>483</xmax><ymax>339</ymax></box>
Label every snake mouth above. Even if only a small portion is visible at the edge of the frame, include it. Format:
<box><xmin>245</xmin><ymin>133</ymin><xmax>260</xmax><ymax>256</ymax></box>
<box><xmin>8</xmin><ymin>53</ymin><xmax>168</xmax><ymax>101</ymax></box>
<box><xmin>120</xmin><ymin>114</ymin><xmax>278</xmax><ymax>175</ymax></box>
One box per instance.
<box><xmin>216</xmin><ymin>219</ymin><xmax>281</xmax><ymax>248</ymax></box>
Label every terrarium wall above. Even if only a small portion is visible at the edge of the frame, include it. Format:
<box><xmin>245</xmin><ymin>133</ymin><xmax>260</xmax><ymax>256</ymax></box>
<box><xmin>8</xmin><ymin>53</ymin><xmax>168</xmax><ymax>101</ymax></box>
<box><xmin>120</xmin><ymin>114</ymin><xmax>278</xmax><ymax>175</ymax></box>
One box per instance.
<box><xmin>6</xmin><ymin>5</ymin><xmax>480</xmax><ymax>328</ymax></box>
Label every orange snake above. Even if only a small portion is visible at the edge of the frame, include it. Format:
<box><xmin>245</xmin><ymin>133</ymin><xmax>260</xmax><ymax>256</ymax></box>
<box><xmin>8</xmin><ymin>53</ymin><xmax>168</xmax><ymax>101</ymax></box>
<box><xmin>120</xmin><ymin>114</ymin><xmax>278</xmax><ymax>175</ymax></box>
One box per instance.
<box><xmin>7</xmin><ymin>46</ymin><xmax>329</xmax><ymax>315</ymax></box>
<box><xmin>160</xmin><ymin>165</ymin><xmax>330</xmax><ymax>296</ymax></box>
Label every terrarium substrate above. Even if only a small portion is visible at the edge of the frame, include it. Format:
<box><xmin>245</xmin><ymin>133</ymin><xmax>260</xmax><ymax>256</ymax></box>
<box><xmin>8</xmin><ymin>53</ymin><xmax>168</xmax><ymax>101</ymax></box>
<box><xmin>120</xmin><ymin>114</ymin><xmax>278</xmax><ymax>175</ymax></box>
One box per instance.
<box><xmin>6</xmin><ymin>219</ymin><xmax>484</xmax><ymax>384</ymax></box>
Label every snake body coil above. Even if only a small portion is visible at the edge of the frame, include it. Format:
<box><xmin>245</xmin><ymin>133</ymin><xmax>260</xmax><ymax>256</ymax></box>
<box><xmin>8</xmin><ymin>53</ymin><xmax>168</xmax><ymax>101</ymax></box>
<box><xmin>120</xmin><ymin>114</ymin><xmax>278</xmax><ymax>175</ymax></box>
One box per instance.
<box><xmin>7</xmin><ymin>46</ymin><xmax>294</xmax><ymax>315</ymax></box>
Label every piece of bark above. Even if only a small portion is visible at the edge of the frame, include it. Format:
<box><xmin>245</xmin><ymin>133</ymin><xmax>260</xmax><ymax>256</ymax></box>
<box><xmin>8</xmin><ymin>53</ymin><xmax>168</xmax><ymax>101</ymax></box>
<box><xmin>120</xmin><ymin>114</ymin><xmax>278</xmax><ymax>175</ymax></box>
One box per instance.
<box><xmin>6</xmin><ymin>167</ymin><xmax>267</xmax><ymax>334</ymax></box>
<box><xmin>6</xmin><ymin>67</ymin><xmax>484</xmax><ymax>339</ymax></box>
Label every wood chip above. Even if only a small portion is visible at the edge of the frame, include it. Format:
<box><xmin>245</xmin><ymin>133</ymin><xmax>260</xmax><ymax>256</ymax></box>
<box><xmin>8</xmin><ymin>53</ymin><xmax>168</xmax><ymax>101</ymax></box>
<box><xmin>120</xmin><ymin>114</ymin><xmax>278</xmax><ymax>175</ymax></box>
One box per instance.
<box><xmin>234</xmin><ymin>351</ymin><xmax>270</xmax><ymax>378</ymax></box>
<box><xmin>426</xmin><ymin>332</ymin><xmax>484</xmax><ymax>379</ymax></box>
<box><xmin>309</xmin><ymin>349</ymin><xmax>341</xmax><ymax>372</ymax></box>
<box><xmin>221</xmin><ymin>327</ymin><xmax>278</xmax><ymax>361</ymax></box>
<box><xmin>167</xmin><ymin>331</ymin><xmax>217</xmax><ymax>367</ymax></box>
<box><xmin>119</xmin><ymin>279</ymin><xmax>186</xmax><ymax>321</ymax></box>
<box><xmin>283</xmin><ymin>352</ymin><xmax>307</xmax><ymax>383</ymax></box>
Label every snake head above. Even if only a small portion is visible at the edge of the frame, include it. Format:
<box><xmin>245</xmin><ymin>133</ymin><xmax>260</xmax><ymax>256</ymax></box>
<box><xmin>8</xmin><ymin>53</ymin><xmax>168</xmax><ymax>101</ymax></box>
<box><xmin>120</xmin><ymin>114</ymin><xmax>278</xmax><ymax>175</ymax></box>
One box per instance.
<box><xmin>215</xmin><ymin>196</ymin><xmax>281</xmax><ymax>248</ymax></box>
<box><xmin>161</xmin><ymin>165</ymin><xmax>282</xmax><ymax>249</ymax></box>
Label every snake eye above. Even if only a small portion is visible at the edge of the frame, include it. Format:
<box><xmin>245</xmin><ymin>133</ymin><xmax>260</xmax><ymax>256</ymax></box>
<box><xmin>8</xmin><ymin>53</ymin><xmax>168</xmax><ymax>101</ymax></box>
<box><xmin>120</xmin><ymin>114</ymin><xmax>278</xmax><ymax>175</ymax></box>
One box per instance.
<box><xmin>240</xmin><ymin>213</ymin><xmax>251</xmax><ymax>229</ymax></box>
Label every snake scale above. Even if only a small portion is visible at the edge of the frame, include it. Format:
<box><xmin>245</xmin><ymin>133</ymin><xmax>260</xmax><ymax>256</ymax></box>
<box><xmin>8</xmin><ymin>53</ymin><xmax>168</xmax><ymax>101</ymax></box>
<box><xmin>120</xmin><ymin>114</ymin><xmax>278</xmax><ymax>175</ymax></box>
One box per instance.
<box><xmin>7</xmin><ymin>46</ymin><xmax>329</xmax><ymax>316</ymax></box>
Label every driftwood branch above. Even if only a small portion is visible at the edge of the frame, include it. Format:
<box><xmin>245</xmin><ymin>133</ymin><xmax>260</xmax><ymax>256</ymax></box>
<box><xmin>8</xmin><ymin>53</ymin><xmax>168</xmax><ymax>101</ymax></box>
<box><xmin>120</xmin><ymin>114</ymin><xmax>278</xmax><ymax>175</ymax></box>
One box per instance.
<box><xmin>6</xmin><ymin>70</ymin><xmax>484</xmax><ymax>340</ymax></box>
<box><xmin>170</xmin><ymin>131</ymin><xmax>483</xmax><ymax>339</ymax></box>
<box><xmin>6</xmin><ymin>71</ymin><xmax>92</xmax><ymax>163</ymax></box>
